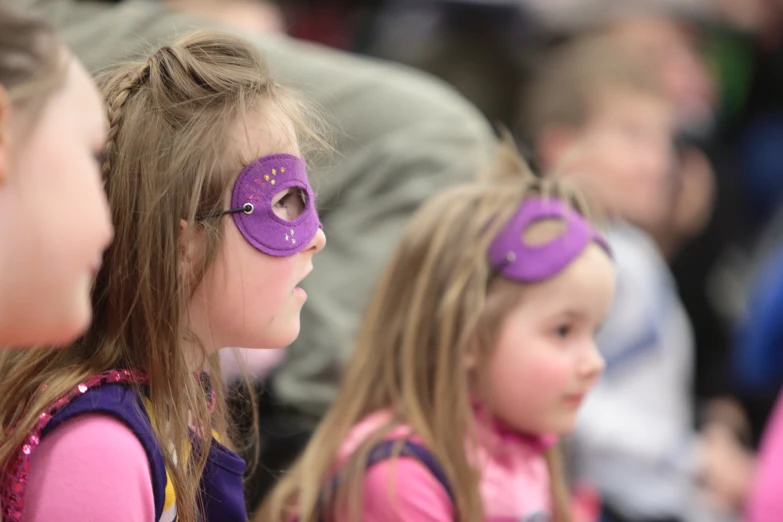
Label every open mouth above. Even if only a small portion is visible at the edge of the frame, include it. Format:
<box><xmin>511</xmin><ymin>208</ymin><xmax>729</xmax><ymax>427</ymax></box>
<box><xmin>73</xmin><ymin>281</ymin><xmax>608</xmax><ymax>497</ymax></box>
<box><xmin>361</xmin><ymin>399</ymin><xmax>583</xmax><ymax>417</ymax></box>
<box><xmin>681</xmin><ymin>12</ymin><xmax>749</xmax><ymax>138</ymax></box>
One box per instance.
<box><xmin>293</xmin><ymin>267</ymin><xmax>313</xmax><ymax>296</ymax></box>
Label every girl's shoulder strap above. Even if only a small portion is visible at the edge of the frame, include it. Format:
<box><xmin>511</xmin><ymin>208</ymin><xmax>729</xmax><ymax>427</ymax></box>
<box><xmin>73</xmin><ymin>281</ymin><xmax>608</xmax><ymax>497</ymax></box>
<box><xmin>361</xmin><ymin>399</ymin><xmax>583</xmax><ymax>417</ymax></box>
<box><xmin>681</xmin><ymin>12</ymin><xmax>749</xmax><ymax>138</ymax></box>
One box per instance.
<box><xmin>0</xmin><ymin>370</ymin><xmax>168</xmax><ymax>522</ymax></box>
<box><xmin>361</xmin><ymin>439</ymin><xmax>455</xmax><ymax>503</ymax></box>
<box><xmin>311</xmin><ymin>439</ymin><xmax>455</xmax><ymax>522</ymax></box>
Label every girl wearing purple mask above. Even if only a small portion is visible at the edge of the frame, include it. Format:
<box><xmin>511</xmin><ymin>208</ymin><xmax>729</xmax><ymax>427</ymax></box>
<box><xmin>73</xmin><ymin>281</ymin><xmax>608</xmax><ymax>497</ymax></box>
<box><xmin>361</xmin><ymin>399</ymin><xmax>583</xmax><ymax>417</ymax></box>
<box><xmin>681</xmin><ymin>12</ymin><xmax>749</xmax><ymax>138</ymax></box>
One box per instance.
<box><xmin>0</xmin><ymin>32</ymin><xmax>325</xmax><ymax>522</ymax></box>
<box><xmin>261</xmin><ymin>143</ymin><xmax>615</xmax><ymax>522</ymax></box>
<box><xmin>0</xmin><ymin>5</ymin><xmax>112</xmax><ymax>347</ymax></box>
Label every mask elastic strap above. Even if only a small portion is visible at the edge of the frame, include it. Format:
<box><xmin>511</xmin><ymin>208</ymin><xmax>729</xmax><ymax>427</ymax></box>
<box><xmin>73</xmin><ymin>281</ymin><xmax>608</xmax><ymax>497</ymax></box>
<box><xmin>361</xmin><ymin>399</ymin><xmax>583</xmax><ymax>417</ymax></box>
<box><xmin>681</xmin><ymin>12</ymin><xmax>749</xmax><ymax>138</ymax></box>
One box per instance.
<box><xmin>197</xmin><ymin>202</ymin><xmax>255</xmax><ymax>221</ymax></box>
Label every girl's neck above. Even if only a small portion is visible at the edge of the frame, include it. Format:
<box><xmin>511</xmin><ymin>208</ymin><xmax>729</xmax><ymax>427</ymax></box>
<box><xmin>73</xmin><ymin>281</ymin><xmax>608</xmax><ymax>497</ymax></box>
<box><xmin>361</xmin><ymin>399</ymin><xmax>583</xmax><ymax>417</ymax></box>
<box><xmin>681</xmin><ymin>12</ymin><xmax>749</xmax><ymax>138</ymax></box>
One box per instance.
<box><xmin>470</xmin><ymin>398</ymin><xmax>557</xmax><ymax>452</ymax></box>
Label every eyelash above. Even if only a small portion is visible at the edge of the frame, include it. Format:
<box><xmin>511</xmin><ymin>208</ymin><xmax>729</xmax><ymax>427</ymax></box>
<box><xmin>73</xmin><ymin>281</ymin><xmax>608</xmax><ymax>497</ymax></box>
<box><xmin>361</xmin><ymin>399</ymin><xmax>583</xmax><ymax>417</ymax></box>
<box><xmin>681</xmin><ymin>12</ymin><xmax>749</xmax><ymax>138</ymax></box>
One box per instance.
<box><xmin>275</xmin><ymin>192</ymin><xmax>292</xmax><ymax>207</ymax></box>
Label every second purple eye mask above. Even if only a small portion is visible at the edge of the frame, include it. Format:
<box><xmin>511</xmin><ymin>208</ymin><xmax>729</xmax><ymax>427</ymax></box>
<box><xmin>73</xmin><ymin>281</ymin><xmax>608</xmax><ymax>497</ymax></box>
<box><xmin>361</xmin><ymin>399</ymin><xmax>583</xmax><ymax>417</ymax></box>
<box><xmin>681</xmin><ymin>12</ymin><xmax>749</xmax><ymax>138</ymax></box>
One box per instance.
<box><xmin>230</xmin><ymin>154</ymin><xmax>321</xmax><ymax>257</ymax></box>
<box><xmin>488</xmin><ymin>197</ymin><xmax>611</xmax><ymax>282</ymax></box>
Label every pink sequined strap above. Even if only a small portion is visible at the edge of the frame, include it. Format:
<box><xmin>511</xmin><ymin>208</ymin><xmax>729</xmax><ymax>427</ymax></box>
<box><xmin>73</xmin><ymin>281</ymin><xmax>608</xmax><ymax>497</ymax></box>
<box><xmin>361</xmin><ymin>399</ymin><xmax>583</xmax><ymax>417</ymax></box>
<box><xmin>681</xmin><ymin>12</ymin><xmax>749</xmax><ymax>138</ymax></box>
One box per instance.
<box><xmin>0</xmin><ymin>369</ymin><xmax>148</xmax><ymax>522</ymax></box>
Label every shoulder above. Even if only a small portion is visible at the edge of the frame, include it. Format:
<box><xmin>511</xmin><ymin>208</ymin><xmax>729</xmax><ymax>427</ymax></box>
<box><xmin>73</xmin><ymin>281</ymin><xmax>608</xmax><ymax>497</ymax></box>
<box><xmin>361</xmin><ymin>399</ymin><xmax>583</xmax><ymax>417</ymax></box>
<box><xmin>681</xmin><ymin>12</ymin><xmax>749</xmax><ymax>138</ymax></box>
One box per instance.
<box><xmin>360</xmin><ymin>457</ymin><xmax>454</xmax><ymax>522</ymax></box>
<box><xmin>603</xmin><ymin>222</ymin><xmax>675</xmax><ymax>302</ymax></box>
<box><xmin>43</xmin><ymin>383</ymin><xmax>162</xmax><ymax>465</ymax></box>
<box><xmin>22</xmin><ymin>413</ymin><xmax>155</xmax><ymax>521</ymax></box>
<box><xmin>34</xmin><ymin>413</ymin><xmax>151</xmax><ymax>470</ymax></box>
<box><xmin>605</xmin><ymin>223</ymin><xmax>665</xmax><ymax>269</ymax></box>
<box><xmin>340</xmin><ymin>411</ymin><xmax>408</xmax><ymax>459</ymax></box>
<box><xmin>339</xmin><ymin>417</ymin><xmax>452</xmax><ymax>522</ymax></box>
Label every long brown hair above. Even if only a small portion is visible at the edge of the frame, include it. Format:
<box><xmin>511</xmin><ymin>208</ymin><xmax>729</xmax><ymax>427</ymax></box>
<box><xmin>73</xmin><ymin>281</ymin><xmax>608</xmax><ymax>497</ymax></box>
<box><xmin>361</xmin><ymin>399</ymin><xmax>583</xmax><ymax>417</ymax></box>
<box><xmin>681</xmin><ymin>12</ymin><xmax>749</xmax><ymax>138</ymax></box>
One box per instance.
<box><xmin>0</xmin><ymin>4</ymin><xmax>66</xmax><ymax>129</ymax></box>
<box><xmin>0</xmin><ymin>31</ymin><xmax>323</xmax><ymax>522</ymax></box>
<box><xmin>260</xmin><ymin>142</ymin><xmax>591</xmax><ymax>522</ymax></box>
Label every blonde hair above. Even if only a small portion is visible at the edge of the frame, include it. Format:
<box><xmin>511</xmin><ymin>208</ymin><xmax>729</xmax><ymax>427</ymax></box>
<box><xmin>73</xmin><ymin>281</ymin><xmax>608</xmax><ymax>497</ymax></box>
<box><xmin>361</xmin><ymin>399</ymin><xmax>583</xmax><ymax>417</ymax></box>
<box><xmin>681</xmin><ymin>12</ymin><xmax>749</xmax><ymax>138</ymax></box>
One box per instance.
<box><xmin>0</xmin><ymin>31</ymin><xmax>323</xmax><ymax>522</ymax></box>
<box><xmin>0</xmin><ymin>4</ymin><xmax>66</xmax><ymax>129</ymax></box>
<box><xmin>521</xmin><ymin>34</ymin><xmax>663</xmax><ymax>143</ymax></box>
<box><xmin>260</xmin><ymin>142</ymin><xmax>592</xmax><ymax>522</ymax></box>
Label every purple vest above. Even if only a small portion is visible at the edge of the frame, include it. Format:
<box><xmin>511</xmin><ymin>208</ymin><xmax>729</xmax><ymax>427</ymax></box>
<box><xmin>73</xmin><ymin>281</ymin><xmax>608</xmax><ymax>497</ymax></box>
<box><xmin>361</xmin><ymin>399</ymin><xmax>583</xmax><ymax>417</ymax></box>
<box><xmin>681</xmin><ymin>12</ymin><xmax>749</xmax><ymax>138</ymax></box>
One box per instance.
<box><xmin>41</xmin><ymin>383</ymin><xmax>247</xmax><ymax>521</ymax></box>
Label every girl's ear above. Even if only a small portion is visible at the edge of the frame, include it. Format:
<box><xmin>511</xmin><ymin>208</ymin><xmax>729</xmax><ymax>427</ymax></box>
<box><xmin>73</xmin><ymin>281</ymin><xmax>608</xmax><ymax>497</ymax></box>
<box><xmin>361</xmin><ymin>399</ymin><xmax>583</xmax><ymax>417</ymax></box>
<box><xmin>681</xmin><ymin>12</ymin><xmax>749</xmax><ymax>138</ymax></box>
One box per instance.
<box><xmin>463</xmin><ymin>343</ymin><xmax>479</xmax><ymax>371</ymax></box>
<box><xmin>178</xmin><ymin>219</ymin><xmax>206</xmax><ymax>282</ymax></box>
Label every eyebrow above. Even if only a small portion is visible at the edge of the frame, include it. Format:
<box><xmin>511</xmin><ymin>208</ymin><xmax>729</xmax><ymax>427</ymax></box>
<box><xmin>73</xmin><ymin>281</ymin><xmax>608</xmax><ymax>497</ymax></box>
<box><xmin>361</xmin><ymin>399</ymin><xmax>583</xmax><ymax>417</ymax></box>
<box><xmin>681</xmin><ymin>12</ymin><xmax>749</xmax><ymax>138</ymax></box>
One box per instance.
<box><xmin>551</xmin><ymin>309</ymin><xmax>602</xmax><ymax>327</ymax></box>
<box><xmin>559</xmin><ymin>308</ymin><xmax>608</xmax><ymax>331</ymax></box>
<box><xmin>556</xmin><ymin>310</ymin><xmax>585</xmax><ymax>321</ymax></box>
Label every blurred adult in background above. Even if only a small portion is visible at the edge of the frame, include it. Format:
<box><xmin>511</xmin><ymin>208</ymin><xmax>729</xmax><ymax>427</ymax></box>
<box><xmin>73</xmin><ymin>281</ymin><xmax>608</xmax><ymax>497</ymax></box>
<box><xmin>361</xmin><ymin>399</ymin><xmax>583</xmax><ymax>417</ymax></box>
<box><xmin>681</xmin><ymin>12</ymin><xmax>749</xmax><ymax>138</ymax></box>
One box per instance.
<box><xmin>9</xmin><ymin>0</ymin><xmax>496</xmax><ymax>513</ymax></box>
<box><xmin>599</xmin><ymin>9</ymin><xmax>747</xmax><ymax>453</ymax></box>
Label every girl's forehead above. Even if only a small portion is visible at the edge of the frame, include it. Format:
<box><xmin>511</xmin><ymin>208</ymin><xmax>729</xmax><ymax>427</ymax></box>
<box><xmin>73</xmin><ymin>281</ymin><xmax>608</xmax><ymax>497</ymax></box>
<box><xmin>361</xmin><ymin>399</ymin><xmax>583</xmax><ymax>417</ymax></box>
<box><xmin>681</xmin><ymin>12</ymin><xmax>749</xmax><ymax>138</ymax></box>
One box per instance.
<box><xmin>497</xmin><ymin>247</ymin><xmax>615</xmax><ymax>321</ymax></box>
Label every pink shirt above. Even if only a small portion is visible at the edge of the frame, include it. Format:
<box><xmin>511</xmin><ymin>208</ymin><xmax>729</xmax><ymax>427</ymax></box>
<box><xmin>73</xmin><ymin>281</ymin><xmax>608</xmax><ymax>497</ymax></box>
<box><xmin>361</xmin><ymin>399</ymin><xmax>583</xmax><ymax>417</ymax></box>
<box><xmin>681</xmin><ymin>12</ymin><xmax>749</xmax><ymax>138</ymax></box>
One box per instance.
<box><xmin>337</xmin><ymin>409</ymin><xmax>553</xmax><ymax>522</ymax></box>
<box><xmin>20</xmin><ymin>414</ymin><xmax>155</xmax><ymax>522</ymax></box>
<box><xmin>747</xmin><ymin>391</ymin><xmax>783</xmax><ymax>522</ymax></box>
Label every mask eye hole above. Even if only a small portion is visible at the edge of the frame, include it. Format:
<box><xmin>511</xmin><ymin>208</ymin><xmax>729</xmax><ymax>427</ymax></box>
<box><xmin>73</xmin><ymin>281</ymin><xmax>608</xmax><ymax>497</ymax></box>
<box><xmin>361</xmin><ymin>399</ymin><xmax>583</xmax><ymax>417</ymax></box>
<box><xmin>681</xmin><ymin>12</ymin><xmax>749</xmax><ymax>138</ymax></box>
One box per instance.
<box><xmin>272</xmin><ymin>187</ymin><xmax>307</xmax><ymax>221</ymax></box>
<box><xmin>522</xmin><ymin>217</ymin><xmax>567</xmax><ymax>246</ymax></box>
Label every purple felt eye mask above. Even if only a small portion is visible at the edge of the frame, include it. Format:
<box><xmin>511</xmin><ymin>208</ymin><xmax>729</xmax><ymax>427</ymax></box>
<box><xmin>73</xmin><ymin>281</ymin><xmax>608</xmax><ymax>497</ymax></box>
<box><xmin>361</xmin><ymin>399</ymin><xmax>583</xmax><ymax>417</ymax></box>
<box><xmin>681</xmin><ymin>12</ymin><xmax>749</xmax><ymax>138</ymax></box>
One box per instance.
<box><xmin>230</xmin><ymin>154</ymin><xmax>321</xmax><ymax>257</ymax></box>
<box><xmin>487</xmin><ymin>197</ymin><xmax>611</xmax><ymax>282</ymax></box>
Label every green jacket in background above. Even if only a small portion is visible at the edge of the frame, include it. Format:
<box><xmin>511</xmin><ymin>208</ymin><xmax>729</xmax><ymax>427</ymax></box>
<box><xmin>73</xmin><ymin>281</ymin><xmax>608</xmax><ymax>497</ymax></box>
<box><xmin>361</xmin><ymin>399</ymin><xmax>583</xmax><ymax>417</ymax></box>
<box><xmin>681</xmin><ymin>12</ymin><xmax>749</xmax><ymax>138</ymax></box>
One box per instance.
<box><xmin>12</xmin><ymin>0</ymin><xmax>496</xmax><ymax>416</ymax></box>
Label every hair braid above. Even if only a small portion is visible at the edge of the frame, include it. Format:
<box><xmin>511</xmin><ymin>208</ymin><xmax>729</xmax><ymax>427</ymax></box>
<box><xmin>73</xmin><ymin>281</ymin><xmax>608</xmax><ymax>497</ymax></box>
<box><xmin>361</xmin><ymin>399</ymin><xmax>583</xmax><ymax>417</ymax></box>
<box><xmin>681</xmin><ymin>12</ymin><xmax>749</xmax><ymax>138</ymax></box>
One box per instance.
<box><xmin>101</xmin><ymin>64</ymin><xmax>149</xmax><ymax>176</ymax></box>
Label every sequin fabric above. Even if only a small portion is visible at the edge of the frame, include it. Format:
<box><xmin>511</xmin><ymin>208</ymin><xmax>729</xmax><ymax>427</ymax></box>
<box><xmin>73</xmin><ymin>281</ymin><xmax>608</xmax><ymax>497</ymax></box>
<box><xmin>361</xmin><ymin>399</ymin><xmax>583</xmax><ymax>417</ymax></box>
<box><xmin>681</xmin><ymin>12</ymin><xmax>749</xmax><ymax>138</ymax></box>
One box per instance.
<box><xmin>0</xmin><ymin>369</ymin><xmax>147</xmax><ymax>521</ymax></box>
<box><xmin>0</xmin><ymin>370</ymin><xmax>215</xmax><ymax>521</ymax></box>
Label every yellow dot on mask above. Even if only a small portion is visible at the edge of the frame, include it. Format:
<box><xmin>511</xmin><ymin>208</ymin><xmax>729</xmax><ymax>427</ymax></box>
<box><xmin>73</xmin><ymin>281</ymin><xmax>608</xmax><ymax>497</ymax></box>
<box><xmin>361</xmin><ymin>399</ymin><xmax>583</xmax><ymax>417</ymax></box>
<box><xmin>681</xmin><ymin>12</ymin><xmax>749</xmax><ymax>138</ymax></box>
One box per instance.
<box><xmin>272</xmin><ymin>169</ymin><xmax>277</xmax><ymax>175</ymax></box>
<box><xmin>271</xmin><ymin>180</ymin><xmax>276</xmax><ymax>185</ymax></box>
<box><xmin>264</xmin><ymin>175</ymin><xmax>270</xmax><ymax>181</ymax></box>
